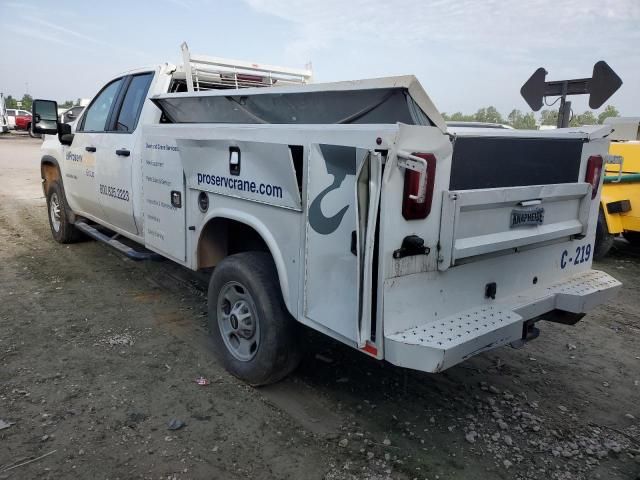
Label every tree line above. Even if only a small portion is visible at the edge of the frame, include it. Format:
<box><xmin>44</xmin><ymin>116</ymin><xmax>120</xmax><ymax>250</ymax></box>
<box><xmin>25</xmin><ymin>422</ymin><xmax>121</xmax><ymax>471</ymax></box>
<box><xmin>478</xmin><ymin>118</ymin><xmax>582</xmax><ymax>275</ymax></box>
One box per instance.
<box><xmin>442</xmin><ymin>105</ymin><xmax>620</xmax><ymax>129</ymax></box>
<box><xmin>3</xmin><ymin>94</ymin><xmax>82</xmax><ymax>112</ymax></box>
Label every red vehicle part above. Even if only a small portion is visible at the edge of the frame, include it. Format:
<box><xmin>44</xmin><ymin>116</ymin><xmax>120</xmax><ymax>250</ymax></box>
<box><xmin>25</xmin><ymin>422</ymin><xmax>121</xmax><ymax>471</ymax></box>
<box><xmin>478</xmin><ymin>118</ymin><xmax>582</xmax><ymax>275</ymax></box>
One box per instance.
<box><xmin>15</xmin><ymin>114</ymin><xmax>32</xmax><ymax>131</ymax></box>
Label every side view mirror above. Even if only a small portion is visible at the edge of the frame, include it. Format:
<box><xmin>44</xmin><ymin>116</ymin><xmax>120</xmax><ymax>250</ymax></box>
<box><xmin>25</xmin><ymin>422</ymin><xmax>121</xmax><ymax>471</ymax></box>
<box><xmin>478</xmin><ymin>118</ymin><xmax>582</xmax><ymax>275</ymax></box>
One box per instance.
<box><xmin>32</xmin><ymin>99</ymin><xmax>59</xmax><ymax>135</ymax></box>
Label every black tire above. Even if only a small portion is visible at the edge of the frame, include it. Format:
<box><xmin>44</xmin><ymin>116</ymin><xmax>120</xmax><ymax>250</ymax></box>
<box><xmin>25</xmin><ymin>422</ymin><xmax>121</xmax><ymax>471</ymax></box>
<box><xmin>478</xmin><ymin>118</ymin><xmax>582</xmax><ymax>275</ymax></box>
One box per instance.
<box><xmin>46</xmin><ymin>180</ymin><xmax>82</xmax><ymax>243</ymax></box>
<box><xmin>623</xmin><ymin>231</ymin><xmax>640</xmax><ymax>245</ymax></box>
<box><xmin>207</xmin><ymin>251</ymin><xmax>301</xmax><ymax>386</ymax></box>
<box><xmin>593</xmin><ymin>209</ymin><xmax>614</xmax><ymax>260</ymax></box>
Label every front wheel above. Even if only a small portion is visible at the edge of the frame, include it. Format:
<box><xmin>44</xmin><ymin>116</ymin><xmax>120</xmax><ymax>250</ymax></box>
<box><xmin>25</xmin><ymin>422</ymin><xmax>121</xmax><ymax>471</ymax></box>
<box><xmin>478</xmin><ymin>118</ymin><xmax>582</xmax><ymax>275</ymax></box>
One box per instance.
<box><xmin>46</xmin><ymin>180</ymin><xmax>82</xmax><ymax>243</ymax></box>
<box><xmin>207</xmin><ymin>251</ymin><xmax>301</xmax><ymax>386</ymax></box>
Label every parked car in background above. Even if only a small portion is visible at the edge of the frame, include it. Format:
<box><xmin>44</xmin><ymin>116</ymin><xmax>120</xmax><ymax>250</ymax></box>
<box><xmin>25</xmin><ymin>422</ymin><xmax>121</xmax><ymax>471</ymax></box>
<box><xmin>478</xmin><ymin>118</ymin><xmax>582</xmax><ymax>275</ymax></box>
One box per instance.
<box><xmin>14</xmin><ymin>111</ymin><xmax>41</xmax><ymax>138</ymax></box>
<box><xmin>6</xmin><ymin>109</ymin><xmax>32</xmax><ymax>129</ymax></box>
<box><xmin>59</xmin><ymin>106</ymin><xmax>84</xmax><ymax>124</ymax></box>
<box><xmin>14</xmin><ymin>111</ymin><xmax>32</xmax><ymax>131</ymax></box>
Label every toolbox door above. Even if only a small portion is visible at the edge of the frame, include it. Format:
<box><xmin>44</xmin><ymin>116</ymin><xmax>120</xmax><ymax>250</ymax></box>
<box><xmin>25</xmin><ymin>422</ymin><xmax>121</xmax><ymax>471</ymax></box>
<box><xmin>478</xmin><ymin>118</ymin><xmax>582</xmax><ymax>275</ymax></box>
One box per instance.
<box><xmin>141</xmin><ymin>136</ymin><xmax>187</xmax><ymax>263</ymax></box>
<box><xmin>304</xmin><ymin>145</ymin><xmax>380</xmax><ymax>346</ymax></box>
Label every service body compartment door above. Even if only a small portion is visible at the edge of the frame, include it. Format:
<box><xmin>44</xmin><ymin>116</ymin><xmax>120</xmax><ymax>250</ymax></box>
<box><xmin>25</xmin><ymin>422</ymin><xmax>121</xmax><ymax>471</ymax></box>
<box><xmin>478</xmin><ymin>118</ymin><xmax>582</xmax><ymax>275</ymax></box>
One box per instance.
<box><xmin>142</xmin><ymin>136</ymin><xmax>186</xmax><ymax>262</ymax></box>
<box><xmin>304</xmin><ymin>145</ymin><xmax>380</xmax><ymax>345</ymax></box>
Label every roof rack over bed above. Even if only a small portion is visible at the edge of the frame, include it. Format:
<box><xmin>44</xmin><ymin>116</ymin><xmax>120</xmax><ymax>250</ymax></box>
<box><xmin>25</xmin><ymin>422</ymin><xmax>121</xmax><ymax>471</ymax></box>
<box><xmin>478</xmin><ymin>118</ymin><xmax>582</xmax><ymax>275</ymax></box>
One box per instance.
<box><xmin>180</xmin><ymin>42</ymin><xmax>313</xmax><ymax>92</ymax></box>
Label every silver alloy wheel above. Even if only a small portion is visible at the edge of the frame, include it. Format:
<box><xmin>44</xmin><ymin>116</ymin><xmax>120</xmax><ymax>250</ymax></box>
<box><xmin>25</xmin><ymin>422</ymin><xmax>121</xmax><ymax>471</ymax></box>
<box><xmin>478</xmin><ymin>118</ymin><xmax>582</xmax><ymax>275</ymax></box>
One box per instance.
<box><xmin>50</xmin><ymin>192</ymin><xmax>61</xmax><ymax>232</ymax></box>
<box><xmin>217</xmin><ymin>281</ymin><xmax>260</xmax><ymax>362</ymax></box>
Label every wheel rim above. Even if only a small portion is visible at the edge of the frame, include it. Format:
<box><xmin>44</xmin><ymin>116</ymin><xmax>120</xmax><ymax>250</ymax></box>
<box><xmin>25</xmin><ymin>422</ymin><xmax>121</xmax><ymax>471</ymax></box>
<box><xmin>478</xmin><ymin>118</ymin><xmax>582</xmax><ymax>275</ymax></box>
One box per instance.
<box><xmin>50</xmin><ymin>192</ymin><xmax>61</xmax><ymax>232</ymax></box>
<box><xmin>217</xmin><ymin>281</ymin><xmax>260</xmax><ymax>362</ymax></box>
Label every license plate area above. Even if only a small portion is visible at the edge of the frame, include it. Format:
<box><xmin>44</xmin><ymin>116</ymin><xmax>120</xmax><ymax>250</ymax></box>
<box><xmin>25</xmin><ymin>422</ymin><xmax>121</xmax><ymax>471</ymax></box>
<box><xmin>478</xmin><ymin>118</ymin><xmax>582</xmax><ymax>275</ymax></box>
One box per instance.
<box><xmin>438</xmin><ymin>183</ymin><xmax>591</xmax><ymax>270</ymax></box>
<box><xmin>510</xmin><ymin>207</ymin><xmax>545</xmax><ymax>228</ymax></box>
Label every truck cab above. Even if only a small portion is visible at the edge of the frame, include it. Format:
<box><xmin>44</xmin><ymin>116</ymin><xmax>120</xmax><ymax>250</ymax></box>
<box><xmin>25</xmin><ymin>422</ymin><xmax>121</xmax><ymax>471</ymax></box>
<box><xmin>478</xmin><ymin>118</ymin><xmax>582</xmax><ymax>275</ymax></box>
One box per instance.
<box><xmin>41</xmin><ymin>66</ymin><xmax>169</xmax><ymax>238</ymax></box>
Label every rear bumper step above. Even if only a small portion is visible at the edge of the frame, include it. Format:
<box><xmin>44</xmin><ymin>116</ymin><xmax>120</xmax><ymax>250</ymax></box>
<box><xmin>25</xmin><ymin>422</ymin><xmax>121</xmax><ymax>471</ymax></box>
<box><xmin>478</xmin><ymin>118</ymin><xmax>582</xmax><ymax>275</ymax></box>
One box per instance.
<box><xmin>384</xmin><ymin>269</ymin><xmax>621</xmax><ymax>373</ymax></box>
<box><xmin>75</xmin><ymin>221</ymin><xmax>162</xmax><ymax>261</ymax></box>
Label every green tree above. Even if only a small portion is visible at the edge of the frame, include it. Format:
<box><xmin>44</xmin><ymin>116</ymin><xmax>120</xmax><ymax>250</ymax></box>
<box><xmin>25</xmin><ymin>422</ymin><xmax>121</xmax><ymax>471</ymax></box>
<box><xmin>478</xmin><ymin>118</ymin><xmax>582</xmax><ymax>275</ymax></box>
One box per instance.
<box><xmin>597</xmin><ymin>105</ymin><xmax>619</xmax><ymax>124</ymax></box>
<box><xmin>483</xmin><ymin>106</ymin><xmax>504</xmax><ymax>124</ymax></box>
<box><xmin>449</xmin><ymin>112</ymin><xmax>475</xmax><ymax>122</ymax></box>
<box><xmin>507</xmin><ymin>109</ymin><xmax>537</xmax><ymax>129</ymax></box>
<box><xmin>60</xmin><ymin>100</ymin><xmax>75</xmax><ymax>109</ymax></box>
<box><xmin>507</xmin><ymin>109</ymin><xmax>521</xmax><ymax>127</ymax></box>
<box><xmin>20</xmin><ymin>94</ymin><xmax>33</xmax><ymax>111</ymax></box>
<box><xmin>540</xmin><ymin>109</ymin><xmax>558</xmax><ymax>126</ymax></box>
<box><xmin>570</xmin><ymin>111</ymin><xmax>597</xmax><ymax>127</ymax></box>
<box><xmin>5</xmin><ymin>95</ymin><xmax>17</xmax><ymax>109</ymax></box>
<box><xmin>472</xmin><ymin>106</ymin><xmax>504</xmax><ymax>124</ymax></box>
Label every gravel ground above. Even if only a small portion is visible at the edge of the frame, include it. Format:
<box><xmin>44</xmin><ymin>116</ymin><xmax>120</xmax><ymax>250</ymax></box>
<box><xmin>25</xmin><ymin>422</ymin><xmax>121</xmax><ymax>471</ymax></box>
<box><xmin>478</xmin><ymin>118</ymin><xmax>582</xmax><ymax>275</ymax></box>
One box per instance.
<box><xmin>1</xmin><ymin>133</ymin><xmax>639</xmax><ymax>480</ymax></box>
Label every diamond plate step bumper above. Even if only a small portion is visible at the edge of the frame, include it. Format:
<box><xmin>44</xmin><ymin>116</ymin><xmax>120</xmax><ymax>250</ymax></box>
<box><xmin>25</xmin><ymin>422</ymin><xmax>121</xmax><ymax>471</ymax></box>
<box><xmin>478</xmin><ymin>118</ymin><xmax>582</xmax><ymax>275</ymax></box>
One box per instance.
<box><xmin>384</xmin><ymin>269</ymin><xmax>621</xmax><ymax>373</ymax></box>
<box><xmin>546</xmin><ymin>270</ymin><xmax>622</xmax><ymax>313</ymax></box>
<box><xmin>385</xmin><ymin>306</ymin><xmax>523</xmax><ymax>372</ymax></box>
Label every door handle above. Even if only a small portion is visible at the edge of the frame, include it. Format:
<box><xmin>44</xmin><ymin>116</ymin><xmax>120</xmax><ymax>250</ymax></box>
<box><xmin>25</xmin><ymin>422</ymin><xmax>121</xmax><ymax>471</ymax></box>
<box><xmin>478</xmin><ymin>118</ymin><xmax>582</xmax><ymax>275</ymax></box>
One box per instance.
<box><xmin>85</xmin><ymin>146</ymin><xmax>96</xmax><ymax>152</ymax></box>
<box><xmin>115</xmin><ymin>149</ymin><xmax>130</xmax><ymax>157</ymax></box>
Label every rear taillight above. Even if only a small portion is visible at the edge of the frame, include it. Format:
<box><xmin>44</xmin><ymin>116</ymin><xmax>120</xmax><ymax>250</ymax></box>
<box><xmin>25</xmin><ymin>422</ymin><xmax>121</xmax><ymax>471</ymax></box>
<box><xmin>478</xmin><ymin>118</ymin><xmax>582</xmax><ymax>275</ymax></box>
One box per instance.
<box><xmin>585</xmin><ymin>155</ymin><xmax>603</xmax><ymax>199</ymax></box>
<box><xmin>402</xmin><ymin>153</ymin><xmax>436</xmax><ymax>220</ymax></box>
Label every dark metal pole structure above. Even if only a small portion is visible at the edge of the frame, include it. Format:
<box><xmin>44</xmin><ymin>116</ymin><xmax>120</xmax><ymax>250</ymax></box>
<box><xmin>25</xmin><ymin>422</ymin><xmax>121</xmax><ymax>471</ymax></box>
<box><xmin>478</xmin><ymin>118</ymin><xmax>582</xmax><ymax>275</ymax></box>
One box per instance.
<box><xmin>520</xmin><ymin>61</ymin><xmax>622</xmax><ymax>128</ymax></box>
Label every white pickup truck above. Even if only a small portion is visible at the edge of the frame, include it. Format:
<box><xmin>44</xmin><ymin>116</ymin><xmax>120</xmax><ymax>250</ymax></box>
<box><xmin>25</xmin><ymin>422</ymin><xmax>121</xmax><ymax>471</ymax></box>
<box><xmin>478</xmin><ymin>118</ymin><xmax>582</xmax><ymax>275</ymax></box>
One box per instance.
<box><xmin>32</xmin><ymin>44</ymin><xmax>621</xmax><ymax>385</ymax></box>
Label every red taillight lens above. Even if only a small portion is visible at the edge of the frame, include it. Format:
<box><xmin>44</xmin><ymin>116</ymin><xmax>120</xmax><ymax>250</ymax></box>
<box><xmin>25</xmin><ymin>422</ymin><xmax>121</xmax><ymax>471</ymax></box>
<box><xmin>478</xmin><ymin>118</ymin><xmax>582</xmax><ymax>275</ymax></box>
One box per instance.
<box><xmin>402</xmin><ymin>153</ymin><xmax>436</xmax><ymax>220</ymax></box>
<box><xmin>585</xmin><ymin>155</ymin><xmax>603</xmax><ymax>199</ymax></box>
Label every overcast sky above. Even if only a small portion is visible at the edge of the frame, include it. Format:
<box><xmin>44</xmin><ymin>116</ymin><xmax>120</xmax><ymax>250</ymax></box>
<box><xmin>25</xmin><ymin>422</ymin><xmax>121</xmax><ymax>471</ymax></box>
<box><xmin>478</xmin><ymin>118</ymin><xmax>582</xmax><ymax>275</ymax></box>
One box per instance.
<box><xmin>1</xmin><ymin>0</ymin><xmax>638</xmax><ymax>117</ymax></box>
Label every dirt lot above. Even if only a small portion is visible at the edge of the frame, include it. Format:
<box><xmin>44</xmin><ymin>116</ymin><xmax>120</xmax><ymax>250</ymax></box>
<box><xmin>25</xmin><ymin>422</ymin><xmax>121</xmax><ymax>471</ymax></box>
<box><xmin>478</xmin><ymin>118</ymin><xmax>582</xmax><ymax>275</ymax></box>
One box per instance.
<box><xmin>0</xmin><ymin>133</ymin><xmax>639</xmax><ymax>480</ymax></box>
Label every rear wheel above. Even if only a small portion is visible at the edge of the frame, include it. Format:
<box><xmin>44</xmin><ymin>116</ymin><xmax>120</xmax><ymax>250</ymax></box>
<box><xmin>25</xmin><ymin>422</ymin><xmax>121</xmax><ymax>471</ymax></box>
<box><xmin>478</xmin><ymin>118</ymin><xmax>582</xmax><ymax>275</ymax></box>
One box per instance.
<box><xmin>207</xmin><ymin>251</ymin><xmax>301</xmax><ymax>386</ymax></box>
<box><xmin>623</xmin><ymin>231</ymin><xmax>640</xmax><ymax>245</ymax></box>
<box><xmin>46</xmin><ymin>180</ymin><xmax>82</xmax><ymax>243</ymax></box>
<box><xmin>593</xmin><ymin>209</ymin><xmax>614</xmax><ymax>260</ymax></box>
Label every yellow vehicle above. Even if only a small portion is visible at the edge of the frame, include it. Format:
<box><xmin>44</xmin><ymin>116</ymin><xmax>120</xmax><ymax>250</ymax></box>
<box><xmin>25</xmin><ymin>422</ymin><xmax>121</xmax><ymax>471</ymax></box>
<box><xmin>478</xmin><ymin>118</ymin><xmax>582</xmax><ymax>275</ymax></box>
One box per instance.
<box><xmin>595</xmin><ymin>117</ymin><xmax>640</xmax><ymax>258</ymax></box>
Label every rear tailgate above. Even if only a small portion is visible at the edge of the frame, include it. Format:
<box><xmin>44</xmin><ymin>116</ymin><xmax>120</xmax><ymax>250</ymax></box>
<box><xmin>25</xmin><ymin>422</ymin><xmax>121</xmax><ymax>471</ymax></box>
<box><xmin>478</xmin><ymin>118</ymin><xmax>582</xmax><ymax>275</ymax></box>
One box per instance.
<box><xmin>439</xmin><ymin>127</ymin><xmax>609</xmax><ymax>270</ymax></box>
<box><xmin>439</xmin><ymin>183</ymin><xmax>590</xmax><ymax>269</ymax></box>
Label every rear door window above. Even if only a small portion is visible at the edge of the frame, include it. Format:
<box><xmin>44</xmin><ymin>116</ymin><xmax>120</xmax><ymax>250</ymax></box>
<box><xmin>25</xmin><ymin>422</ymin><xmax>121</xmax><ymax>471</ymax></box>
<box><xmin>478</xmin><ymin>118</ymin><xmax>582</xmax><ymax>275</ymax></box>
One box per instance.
<box><xmin>80</xmin><ymin>78</ymin><xmax>124</xmax><ymax>132</ymax></box>
<box><xmin>114</xmin><ymin>72</ymin><xmax>153</xmax><ymax>132</ymax></box>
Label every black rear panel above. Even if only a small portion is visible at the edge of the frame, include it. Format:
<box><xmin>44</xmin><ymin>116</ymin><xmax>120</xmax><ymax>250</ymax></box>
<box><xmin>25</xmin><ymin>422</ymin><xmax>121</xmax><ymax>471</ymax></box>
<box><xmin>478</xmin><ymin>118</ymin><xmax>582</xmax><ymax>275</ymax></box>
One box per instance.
<box><xmin>449</xmin><ymin>136</ymin><xmax>584</xmax><ymax>190</ymax></box>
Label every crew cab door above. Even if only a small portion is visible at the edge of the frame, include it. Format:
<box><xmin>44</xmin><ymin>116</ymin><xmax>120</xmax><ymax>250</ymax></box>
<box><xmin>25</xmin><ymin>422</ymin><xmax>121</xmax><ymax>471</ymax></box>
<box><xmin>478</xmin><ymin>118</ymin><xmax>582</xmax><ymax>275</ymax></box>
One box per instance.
<box><xmin>304</xmin><ymin>145</ymin><xmax>381</xmax><ymax>346</ymax></box>
<box><xmin>65</xmin><ymin>77</ymin><xmax>126</xmax><ymax>219</ymax></box>
<box><xmin>96</xmin><ymin>72</ymin><xmax>154</xmax><ymax>235</ymax></box>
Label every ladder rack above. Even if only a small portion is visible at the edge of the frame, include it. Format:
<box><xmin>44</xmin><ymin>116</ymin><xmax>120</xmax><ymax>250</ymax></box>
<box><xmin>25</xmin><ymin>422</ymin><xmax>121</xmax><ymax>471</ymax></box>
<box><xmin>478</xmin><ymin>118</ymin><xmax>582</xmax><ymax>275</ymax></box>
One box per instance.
<box><xmin>180</xmin><ymin>42</ymin><xmax>313</xmax><ymax>92</ymax></box>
